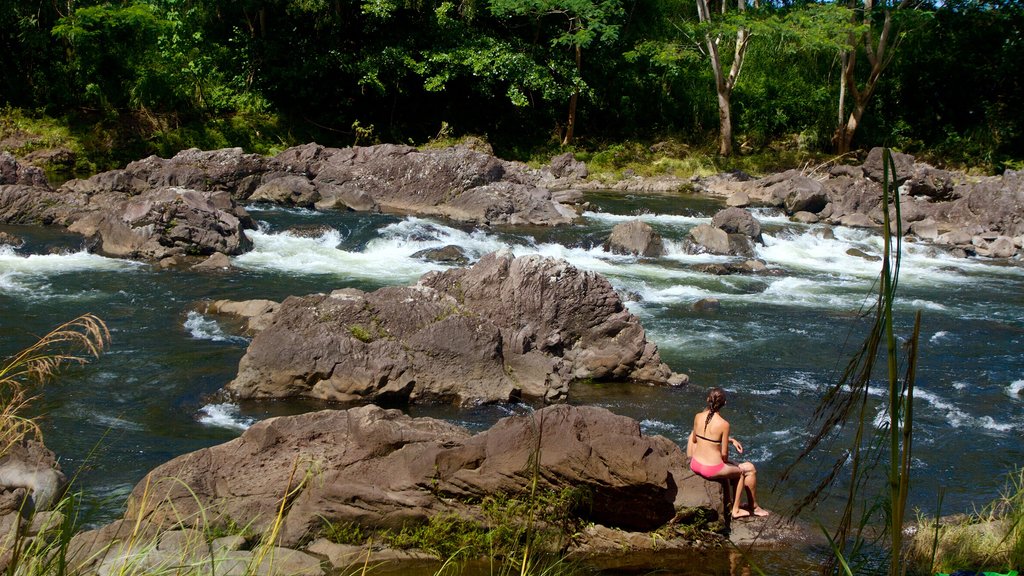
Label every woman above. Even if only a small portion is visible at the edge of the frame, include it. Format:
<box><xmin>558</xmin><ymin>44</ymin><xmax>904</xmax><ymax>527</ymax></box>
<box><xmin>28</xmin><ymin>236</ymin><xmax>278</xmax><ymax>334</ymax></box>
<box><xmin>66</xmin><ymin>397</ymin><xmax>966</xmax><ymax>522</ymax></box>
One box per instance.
<box><xmin>688</xmin><ymin>387</ymin><xmax>769</xmax><ymax>519</ymax></box>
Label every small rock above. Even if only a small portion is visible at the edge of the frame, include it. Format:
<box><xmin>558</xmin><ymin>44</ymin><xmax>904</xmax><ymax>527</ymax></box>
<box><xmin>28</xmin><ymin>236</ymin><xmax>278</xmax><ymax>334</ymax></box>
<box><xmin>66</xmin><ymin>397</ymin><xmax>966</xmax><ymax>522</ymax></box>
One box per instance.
<box><xmin>688</xmin><ymin>224</ymin><xmax>730</xmax><ymax>255</ymax></box>
<box><xmin>839</xmin><ymin>213</ymin><xmax>876</xmax><ymax>228</ymax></box>
<box><xmin>726</xmin><ymin>191</ymin><xmax>750</xmax><ymax>207</ymax></box>
<box><xmin>846</xmin><ymin>248</ymin><xmax>881</xmax><ymax>262</ymax></box>
<box><xmin>909</xmin><ymin>218</ymin><xmax>939</xmax><ymax>241</ymax></box>
<box><xmin>604</xmin><ymin>220</ymin><xmax>664</xmax><ymax>257</ymax></box>
<box><xmin>693</xmin><ymin>298</ymin><xmax>721</xmax><ymax>312</ymax></box>
<box><xmin>936</xmin><ymin>230</ymin><xmax>972</xmax><ymax>246</ymax></box>
<box><xmin>192</xmin><ymin>252</ymin><xmax>232</xmax><ymax>270</ymax></box>
<box><xmin>411</xmin><ymin>245</ymin><xmax>470</xmax><ymax>265</ymax></box>
<box><xmin>790</xmin><ymin>211</ymin><xmax>819</xmax><ymax>224</ymax></box>
<box><xmin>693</xmin><ymin>263</ymin><xmax>731</xmax><ymax>276</ymax></box>
<box><xmin>0</xmin><ymin>231</ymin><xmax>24</xmax><ymax>247</ymax></box>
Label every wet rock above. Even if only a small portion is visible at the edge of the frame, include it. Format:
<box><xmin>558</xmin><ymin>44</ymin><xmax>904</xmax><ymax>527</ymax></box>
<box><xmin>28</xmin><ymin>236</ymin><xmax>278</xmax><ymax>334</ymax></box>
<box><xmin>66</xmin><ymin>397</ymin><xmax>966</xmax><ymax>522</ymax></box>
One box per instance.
<box><xmin>0</xmin><ymin>231</ymin><xmax>23</xmax><ymax>247</ymax></box>
<box><xmin>693</xmin><ymin>298</ymin><xmax>721</xmax><ymax>312</ymax></box>
<box><xmin>838</xmin><ymin>213</ymin><xmax>877</xmax><ymax>228</ymax></box>
<box><xmin>846</xmin><ymin>248</ymin><xmax>881</xmax><ymax>262</ymax></box>
<box><xmin>688</xmin><ymin>224</ymin><xmax>730</xmax><ymax>255</ymax></box>
<box><xmin>283</xmin><ymin>224</ymin><xmax>335</xmax><ymax>239</ymax></box>
<box><xmin>0</xmin><ymin>439</ymin><xmax>65</xmax><ymax>517</ymax></box>
<box><xmin>974</xmin><ymin>235</ymin><xmax>1017</xmax><ymax>258</ymax></box>
<box><xmin>694</xmin><ymin>263</ymin><xmax>731</xmax><ymax>276</ymax></box>
<box><xmin>603</xmin><ymin>219</ymin><xmax>664</xmax><ymax>257</ymax></box>
<box><xmin>411</xmin><ymin>245</ymin><xmax>469</xmax><ymax>265</ymax></box>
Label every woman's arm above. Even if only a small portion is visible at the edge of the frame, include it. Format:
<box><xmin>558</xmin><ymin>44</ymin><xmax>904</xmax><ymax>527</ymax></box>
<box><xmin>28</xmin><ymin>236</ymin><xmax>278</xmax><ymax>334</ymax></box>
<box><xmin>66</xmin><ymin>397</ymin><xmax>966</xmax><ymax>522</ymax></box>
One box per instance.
<box><xmin>720</xmin><ymin>421</ymin><xmax>731</xmax><ymax>461</ymax></box>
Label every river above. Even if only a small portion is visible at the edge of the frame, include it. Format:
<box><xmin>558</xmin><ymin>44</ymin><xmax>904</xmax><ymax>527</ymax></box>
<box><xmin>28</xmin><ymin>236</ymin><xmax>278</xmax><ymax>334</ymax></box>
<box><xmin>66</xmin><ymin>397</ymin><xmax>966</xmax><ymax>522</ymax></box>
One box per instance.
<box><xmin>1</xmin><ymin>191</ymin><xmax>1022</xmax><ymax>573</ymax></box>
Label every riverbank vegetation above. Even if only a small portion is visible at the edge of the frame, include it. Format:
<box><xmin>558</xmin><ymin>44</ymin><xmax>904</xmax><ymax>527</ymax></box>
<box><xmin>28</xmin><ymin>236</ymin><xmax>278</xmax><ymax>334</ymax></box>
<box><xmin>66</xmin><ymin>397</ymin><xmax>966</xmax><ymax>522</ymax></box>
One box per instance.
<box><xmin>2</xmin><ymin>0</ymin><xmax>1022</xmax><ymax>175</ymax></box>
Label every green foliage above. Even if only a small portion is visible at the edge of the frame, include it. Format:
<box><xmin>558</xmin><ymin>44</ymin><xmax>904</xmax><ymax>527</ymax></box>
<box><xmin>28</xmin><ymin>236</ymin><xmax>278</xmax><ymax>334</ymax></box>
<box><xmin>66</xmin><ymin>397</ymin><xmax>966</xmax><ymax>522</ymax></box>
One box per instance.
<box><xmin>348</xmin><ymin>325</ymin><xmax>374</xmax><ymax>343</ymax></box>
<box><xmin>380</xmin><ymin>488</ymin><xmax>587</xmax><ymax>561</ymax></box>
<box><xmin>321</xmin><ymin>520</ymin><xmax>367</xmax><ymax>545</ymax></box>
<box><xmin>909</xmin><ymin>468</ymin><xmax>1024</xmax><ymax>575</ymax></box>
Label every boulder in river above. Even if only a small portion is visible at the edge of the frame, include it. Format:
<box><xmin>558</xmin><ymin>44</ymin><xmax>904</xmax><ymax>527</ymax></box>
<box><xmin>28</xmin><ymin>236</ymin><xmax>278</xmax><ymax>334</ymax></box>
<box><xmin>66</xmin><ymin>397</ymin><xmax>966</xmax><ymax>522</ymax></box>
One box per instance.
<box><xmin>224</xmin><ymin>252</ymin><xmax>686</xmax><ymax>405</ymax></box>
<box><xmin>94</xmin><ymin>405</ymin><xmax>725</xmax><ymax>557</ymax></box>
<box><xmin>603</xmin><ymin>219</ymin><xmax>664</xmax><ymax>257</ymax></box>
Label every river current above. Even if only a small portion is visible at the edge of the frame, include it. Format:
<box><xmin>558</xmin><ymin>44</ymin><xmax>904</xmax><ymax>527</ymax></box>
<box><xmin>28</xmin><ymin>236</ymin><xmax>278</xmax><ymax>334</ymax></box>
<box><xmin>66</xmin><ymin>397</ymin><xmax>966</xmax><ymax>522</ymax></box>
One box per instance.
<box><xmin>1</xmin><ymin>191</ymin><xmax>1022</xmax><ymax>572</ymax></box>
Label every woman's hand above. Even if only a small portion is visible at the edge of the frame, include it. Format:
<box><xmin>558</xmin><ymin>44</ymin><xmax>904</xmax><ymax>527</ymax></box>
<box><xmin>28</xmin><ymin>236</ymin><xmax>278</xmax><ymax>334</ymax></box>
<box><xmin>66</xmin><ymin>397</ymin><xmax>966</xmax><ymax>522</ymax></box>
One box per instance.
<box><xmin>730</xmin><ymin>437</ymin><xmax>744</xmax><ymax>454</ymax></box>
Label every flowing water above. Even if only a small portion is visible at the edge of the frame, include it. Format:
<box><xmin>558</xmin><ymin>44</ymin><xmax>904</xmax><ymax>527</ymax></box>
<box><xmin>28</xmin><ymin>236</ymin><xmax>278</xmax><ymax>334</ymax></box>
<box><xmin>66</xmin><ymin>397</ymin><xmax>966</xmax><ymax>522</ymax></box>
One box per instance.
<box><xmin>2</xmin><ymin>191</ymin><xmax>1023</xmax><ymax>573</ymax></box>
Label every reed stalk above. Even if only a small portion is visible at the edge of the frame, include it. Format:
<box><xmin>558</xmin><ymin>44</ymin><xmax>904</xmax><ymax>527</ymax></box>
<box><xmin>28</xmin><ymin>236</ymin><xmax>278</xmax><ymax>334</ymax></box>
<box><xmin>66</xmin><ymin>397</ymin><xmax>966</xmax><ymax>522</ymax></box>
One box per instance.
<box><xmin>782</xmin><ymin>148</ymin><xmax>921</xmax><ymax>575</ymax></box>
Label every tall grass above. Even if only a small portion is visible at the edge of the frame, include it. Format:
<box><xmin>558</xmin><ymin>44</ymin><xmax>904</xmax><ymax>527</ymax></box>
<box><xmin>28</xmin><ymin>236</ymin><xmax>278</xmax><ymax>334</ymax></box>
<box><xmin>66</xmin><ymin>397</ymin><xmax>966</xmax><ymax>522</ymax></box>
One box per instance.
<box><xmin>0</xmin><ymin>314</ymin><xmax>109</xmax><ymax>457</ymax></box>
<box><xmin>781</xmin><ymin>148</ymin><xmax>922</xmax><ymax>575</ymax></box>
<box><xmin>909</xmin><ymin>468</ymin><xmax>1024</xmax><ymax>574</ymax></box>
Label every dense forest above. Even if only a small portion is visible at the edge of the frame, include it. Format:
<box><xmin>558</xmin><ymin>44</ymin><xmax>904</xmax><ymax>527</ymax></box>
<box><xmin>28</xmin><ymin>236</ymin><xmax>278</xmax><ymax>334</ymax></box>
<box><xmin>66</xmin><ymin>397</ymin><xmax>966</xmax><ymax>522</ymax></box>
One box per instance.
<box><xmin>1</xmin><ymin>0</ymin><xmax>1022</xmax><ymax>172</ymax></box>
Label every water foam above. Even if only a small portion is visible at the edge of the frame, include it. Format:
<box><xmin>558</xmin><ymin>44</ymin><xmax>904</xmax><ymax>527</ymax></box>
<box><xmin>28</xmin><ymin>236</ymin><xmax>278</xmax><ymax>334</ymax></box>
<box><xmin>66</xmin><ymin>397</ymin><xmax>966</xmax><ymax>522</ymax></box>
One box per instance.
<box><xmin>0</xmin><ymin>249</ymin><xmax>138</xmax><ymax>296</ymax></box>
<box><xmin>1007</xmin><ymin>380</ymin><xmax>1024</xmax><ymax>398</ymax></box>
<box><xmin>930</xmin><ymin>331</ymin><xmax>952</xmax><ymax>344</ymax></box>
<box><xmin>581</xmin><ymin>211</ymin><xmax>706</xmax><ymax>228</ymax></box>
<box><xmin>184</xmin><ymin>311</ymin><xmax>249</xmax><ymax>344</ymax></box>
<box><xmin>198</xmin><ymin>403</ymin><xmax>255</xmax><ymax>430</ymax></box>
<box><xmin>640</xmin><ymin>419</ymin><xmax>684</xmax><ymax>436</ymax></box>
<box><xmin>235</xmin><ymin>227</ymin><xmax>443</xmax><ymax>282</ymax></box>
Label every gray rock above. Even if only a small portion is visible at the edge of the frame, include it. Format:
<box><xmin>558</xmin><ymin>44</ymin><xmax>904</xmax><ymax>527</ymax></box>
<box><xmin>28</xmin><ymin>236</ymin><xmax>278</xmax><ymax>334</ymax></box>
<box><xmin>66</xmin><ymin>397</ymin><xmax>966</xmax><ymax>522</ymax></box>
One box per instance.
<box><xmin>192</xmin><ymin>252</ymin><xmax>233</xmax><ymax>270</ymax></box>
<box><xmin>790</xmin><ymin>211</ymin><xmax>819</xmax><ymax>224</ymax></box>
<box><xmin>0</xmin><ymin>231</ymin><xmax>23</xmax><ymax>247</ymax></box>
<box><xmin>838</xmin><ymin>213</ymin><xmax>877</xmax><ymax>228</ymax></box>
<box><xmin>63</xmin><ymin>187</ymin><xmax>253</xmax><ymax>259</ymax></box>
<box><xmin>862</xmin><ymin>147</ymin><xmax>916</xmax><ymax>184</ymax></box>
<box><xmin>411</xmin><ymin>245</ymin><xmax>469</xmax><ymax>265</ymax></box>
<box><xmin>603</xmin><ymin>219</ymin><xmax>664</xmax><ymax>257</ymax></box>
<box><xmin>693</xmin><ymin>298</ymin><xmax>721</xmax><ymax>312</ymax></box>
<box><xmin>726</xmin><ymin>191</ymin><xmax>750</xmax><ymax>207</ymax></box>
<box><xmin>780</xmin><ymin>177</ymin><xmax>828</xmax><ymax>214</ymax></box>
<box><xmin>0</xmin><ymin>152</ymin><xmax>48</xmax><ymax>187</ymax></box>
<box><xmin>250</xmin><ymin>175</ymin><xmax>319</xmax><ymax>207</ymax></box>
<box><xmin>226</xmin><ymin>252</ymin><xmax>683</xmax><ymax>405</ymax></box>
<box><xmin>546</xmin><ymin>152</ymin><xmax>588</xmax><ymax>179</ymax></box>
<box><xmin>688</xmin><ymin>224</ymin><xmax>730</xmax><ymax>255</ymax></box>
<box><xmin>909</xmin><ymin>218</ymin><xmax>939</xmax><ymax>240</ymax></box>
<box><xmin>711</xmin><ymin>207</ymin><xmax>762</xmax><ymax>243</ymax></box>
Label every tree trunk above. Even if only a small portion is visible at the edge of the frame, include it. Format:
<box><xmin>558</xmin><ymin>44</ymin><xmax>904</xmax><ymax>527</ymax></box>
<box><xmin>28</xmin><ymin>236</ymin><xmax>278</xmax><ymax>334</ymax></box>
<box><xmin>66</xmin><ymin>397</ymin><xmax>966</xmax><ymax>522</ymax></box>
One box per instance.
<box><xmin>561</xmin><ymin>43</ymin><xmax>582</xmax><ymax>146</ymax></box>
<box><xmin>717</xmin><ymin>85</ymin><xmax>733</xmax><ymax>156</ymax></box>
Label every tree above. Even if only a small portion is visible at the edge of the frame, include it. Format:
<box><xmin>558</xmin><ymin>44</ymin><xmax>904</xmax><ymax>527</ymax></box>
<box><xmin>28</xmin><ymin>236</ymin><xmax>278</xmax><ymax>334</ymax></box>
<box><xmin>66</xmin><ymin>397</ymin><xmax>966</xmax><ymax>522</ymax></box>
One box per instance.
<box><xmin>833</xmin><ymin>0</ymin><xmax>915</xmax><ymax>154</ymax></box>
<box><xmin>693</xmin><ymin>0</ymin><xmax>761</xmax><ymax>156</ymax></box>
<box><xmin>489</xmin><ymin>0</ymin><xmax>625</xmax><ymax>145</ymax></box>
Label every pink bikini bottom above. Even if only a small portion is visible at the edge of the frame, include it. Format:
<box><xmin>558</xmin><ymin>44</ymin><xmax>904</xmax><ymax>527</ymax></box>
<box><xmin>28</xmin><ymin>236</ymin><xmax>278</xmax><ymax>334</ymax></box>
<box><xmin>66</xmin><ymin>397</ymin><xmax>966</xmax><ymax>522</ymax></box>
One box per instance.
<box><xmin>690</xmin><ymin>458</ymin><xmax>725</xmax><ymax>478</ymax></box>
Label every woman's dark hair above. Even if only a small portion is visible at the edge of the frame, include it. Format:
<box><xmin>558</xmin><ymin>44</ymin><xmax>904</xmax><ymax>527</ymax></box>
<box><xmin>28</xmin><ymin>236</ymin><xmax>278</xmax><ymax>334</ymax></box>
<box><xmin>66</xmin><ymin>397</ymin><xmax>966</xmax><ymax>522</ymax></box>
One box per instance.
<box><xmin>704</xmin><ymin>387</ymin><xmax>727</xmax><ymax>431</ymax></box>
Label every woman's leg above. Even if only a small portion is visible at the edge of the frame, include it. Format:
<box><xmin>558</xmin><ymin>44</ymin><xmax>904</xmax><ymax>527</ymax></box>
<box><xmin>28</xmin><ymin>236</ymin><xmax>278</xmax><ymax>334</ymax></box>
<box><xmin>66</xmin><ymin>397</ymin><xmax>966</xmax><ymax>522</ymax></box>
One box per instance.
<box><xmin>716</xmin><ymin>464</ymin><xmax>750</xmax><ymax>518</ymax></box>
<box><xmin>738</xmin><ymin>462</ymin><xmax>769</xmax><ymax>516</ymax></box>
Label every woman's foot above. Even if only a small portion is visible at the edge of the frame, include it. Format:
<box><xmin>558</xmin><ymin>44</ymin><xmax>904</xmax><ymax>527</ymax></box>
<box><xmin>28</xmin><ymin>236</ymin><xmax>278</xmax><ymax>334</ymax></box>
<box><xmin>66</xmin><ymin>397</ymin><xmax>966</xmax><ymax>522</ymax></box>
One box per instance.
<box><xmin>731</xmin><ymin>509</ymin><xmax>752</xmax><ymax>519</ymax></box>
<box><xmin>750</xmin><ymin>506</ymin><xmax>770</xmax><ymax>517</ymax></box>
